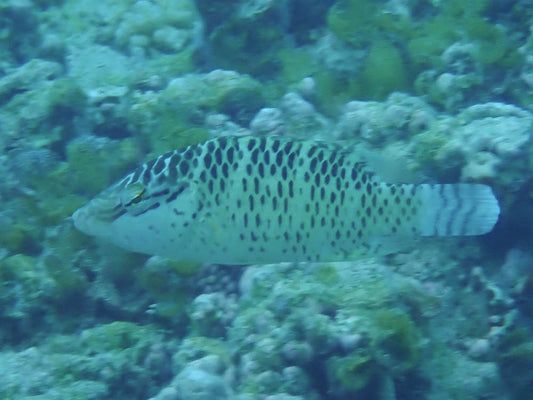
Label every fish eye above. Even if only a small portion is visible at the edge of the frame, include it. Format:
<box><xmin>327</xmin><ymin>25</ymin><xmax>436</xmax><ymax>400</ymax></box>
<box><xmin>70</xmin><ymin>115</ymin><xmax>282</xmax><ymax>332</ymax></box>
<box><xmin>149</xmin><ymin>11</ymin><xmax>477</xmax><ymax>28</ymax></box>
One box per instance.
<box><xmin>121</xmin><ymin>182</ymin><xmax>147</xmax><ymax>208</ymax></box>
<box><xmin>130</xmin><ymin>190</ymin><xmax>145</xmax><ymax>204</ymax></box>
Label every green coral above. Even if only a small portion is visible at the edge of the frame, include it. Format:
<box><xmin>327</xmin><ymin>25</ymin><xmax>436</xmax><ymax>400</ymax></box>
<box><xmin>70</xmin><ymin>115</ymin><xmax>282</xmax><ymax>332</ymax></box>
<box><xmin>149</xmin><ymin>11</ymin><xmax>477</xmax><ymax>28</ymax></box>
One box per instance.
<box><xmin>313</xmin><ymin>70</ymin><xmax>355</xmax><ymax>117</ymax></box>
<box><xmin>467</xmin><ymin>17</ymin><xmax>520</xmax><ymax>66</ymax></box>
<box><xmin>326</xmin><ymin>0</ymin><xmax>377</xmax><ymax>47</ymax></box>
<box><xmin>150</xmin><ymin>118</ymin><xmax>209</xmax><ymax>159</ymax></box>
<box><xmin>408</xmin><ymin>15</ymin><xmax>461</xmax><ymax>71</ymax></box>
<box><xmin>24</xmin><ymin>161</ymin><xmax>88</xmax><ymax>226</ymax></box>
<box><xmin>326</xmin><ymin>309</ymin><xmax>420</xmax><ymax>395</ymax></box>
<box><xmin>209</xmin><ymin>6</ymin><xmax>286</xmax><ymax>77</ymax></box>
<box><xmin>218</xmin><ymin>85</ymin><xmax>266</xmax><ymax>126</ymax></box>
<box><xmin>325</xmin><ymin>1</ymin><xmax>410</xmax><ymax>101</ymax></box>
<box><xmin>46</xmin><ymin>77</ymin><xmax>87</xmax><ymax>117</ymax></box>
<box><xmin>325</xmin><ymin>0</ymin><xmax>522</xmax><ymax>104</ymax></box>
<box><xmin>327</xmin><ymin>0</ymin><xmax>413</xmax><ymax>46</ymax></box>
<box><xmin>359</xmin><ymin>40</ymin><xmax>408</xmax><ymax>100</ymax></box>
<box><xmin>314</xmin><ymin>264</ymin><xmax>340</xmax><ymax>286</ymax></box>
<box><xmin>0</xmin><ymin>221</ymin><xmax>43</xmax><ymax>255</ymax></box>
<box><xmin>327</xmin><ymin>353</ymin><xmax>377</xmax><ymax>392</ymax></box>
<box><xmin>66</xmin><ymin>139</ymin><xmax>116</xmax><ymax>194</ymax></box>
<box><xmin>371</xmin><ymin>309</ymin><xmax>421</xmax><ymax>374</ymax></box>
<box><xmin>409</xmin><ymin>0</ymin><xmax>519</xmax><ymax>70</ymax></box>
<box><xmin>278</xmin><ymin>48</ymin><xmax>316</xmax><ymax>85</ymax></box>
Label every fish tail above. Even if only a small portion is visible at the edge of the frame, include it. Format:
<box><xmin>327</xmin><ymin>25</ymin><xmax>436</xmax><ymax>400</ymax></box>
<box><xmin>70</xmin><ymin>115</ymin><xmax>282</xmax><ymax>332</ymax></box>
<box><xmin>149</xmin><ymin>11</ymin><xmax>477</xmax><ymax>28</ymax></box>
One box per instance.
<box><xmin>417</xmin><ymin>183</ymin><xmax>500</xmax><ymax>236</ymax></box>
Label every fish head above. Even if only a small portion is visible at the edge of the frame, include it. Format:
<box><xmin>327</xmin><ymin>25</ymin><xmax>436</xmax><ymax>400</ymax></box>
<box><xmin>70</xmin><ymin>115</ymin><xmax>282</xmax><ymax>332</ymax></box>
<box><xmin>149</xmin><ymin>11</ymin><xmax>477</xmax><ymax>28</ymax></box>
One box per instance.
<box><xmin>72</xmin><ymin>177</ymin><xmax>145</xmax><ymax>237</ymax></box>
<box><xmin>72</xmin><ymin>172</ymin><xmax>193</xmax><ymax>256</ymax></box>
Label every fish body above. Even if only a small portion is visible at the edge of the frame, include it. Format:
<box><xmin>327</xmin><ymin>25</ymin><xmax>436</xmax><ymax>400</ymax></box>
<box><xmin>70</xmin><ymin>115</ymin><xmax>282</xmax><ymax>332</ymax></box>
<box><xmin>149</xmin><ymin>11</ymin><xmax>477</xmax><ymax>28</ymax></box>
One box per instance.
<box><xmin>73</xmin><ymin>136</ymin><xmax>500</xmax><ymax>264</ymax></box>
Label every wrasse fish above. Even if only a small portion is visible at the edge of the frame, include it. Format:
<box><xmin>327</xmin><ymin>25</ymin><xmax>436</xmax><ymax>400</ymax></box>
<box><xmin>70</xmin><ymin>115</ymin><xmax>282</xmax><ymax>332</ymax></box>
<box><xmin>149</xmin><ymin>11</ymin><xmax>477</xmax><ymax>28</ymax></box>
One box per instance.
<box><xmin>73</xmin><ymin>136</ymin><xmax>500</xmax><ymax>264</ymax></box>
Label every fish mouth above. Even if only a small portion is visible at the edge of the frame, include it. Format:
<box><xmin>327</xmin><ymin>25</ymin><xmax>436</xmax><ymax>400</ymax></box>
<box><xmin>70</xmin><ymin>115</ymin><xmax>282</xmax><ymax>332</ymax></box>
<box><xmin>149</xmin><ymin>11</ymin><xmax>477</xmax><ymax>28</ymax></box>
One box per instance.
<box><xmin>72</xmin><ymin>195</ymin><xmax>123</xmax><ymax>236</ymax></box>
<box><xmin>72</xmin><ymin>205</ymin><xmax>96</xmax><ymax>235</ymax></box>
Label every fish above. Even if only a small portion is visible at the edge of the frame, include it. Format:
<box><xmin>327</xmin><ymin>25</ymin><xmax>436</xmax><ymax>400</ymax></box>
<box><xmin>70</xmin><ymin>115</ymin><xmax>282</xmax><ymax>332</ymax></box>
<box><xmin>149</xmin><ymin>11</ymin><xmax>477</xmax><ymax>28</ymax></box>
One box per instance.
<box><xmin>72</xmin><ymin>136</ymin><xmax>500</xmax><ymax>265</ymax></box>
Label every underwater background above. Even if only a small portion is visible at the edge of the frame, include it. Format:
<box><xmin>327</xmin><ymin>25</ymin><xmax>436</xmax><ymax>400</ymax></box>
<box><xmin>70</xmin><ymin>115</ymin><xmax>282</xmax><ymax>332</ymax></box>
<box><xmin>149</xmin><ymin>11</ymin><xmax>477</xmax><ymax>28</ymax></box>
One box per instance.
<box><xmin>1</xmin><ymin>0</ymin><xmax>533</xmax><ymax>399</ymax></box>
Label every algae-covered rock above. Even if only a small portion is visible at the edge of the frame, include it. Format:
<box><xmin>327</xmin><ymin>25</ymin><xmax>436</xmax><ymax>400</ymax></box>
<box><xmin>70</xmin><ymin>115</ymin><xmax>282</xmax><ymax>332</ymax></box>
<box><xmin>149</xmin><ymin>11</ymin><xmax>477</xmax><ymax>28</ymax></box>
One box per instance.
<box><xmin>225</xmin><ymin>260</ymin><xmax>436</xmax><ymax>398</ymax></box>
<box><xmin>412</xmin><ymin>102</ymin><xmax>533</xmax><ymax>185</ymax></box>
<box><xmin>54</xmin><ymin>0</ymin><xmax>202</xmax><ymax>65</ymax></box>
<box><xmin>279</xmin><ymin>92</ymin><xmax>331</xmax><ymax>139</ymax></box>
<box><xmin>66</xmin><ymin>135</ymin><xmax>141</xmax><ymax>195</ymax></box>
<box><xmin>0</xmin><ymin>63</ymin><xmax>85</xmax><ymax>149</ymax></box>
<box><xmin>173</xmin><ymin>363</ymin><xmax>232</xmax><ymax>400</ymax></box>
<box><xmin>189</xmin><ymin>292</ymin><xmax>238</xmax><ymax>338</ymax></box>
<box><xmin>0</xmin><ymin>322</ymin><xmax>174</xmax><ymax>400</ymax></box>
<box><xmin>129</xmin><ymin>69</ymin><xmax>264</xmax><ymax>156</ymax></box>
<box><xmin>425</xmin><ymin>345</ymin><xmax>508</xmax><ymax>400</ymax></box>
<box><xmin>0</xmin><ymin>254</ymin><xmax>56</xmax><ymax>341</ymax></box>
<box><xmin>163</xmin><ymin>70</ymin><xmax>265</xmax><ymax>121</ymax></box>
<box><xmin>0</xmin><ymin>2</ymin><xmax>41</xmax><ymax>64</ymax></box>
<box><xmin>0</xmin><ymin>59</ymin><xmax>61</xmax><ymax>103</ymax></box>
<box><xmin>172</xmin><ymin>336</ymin><xmax>231</xmax><ymax>373</ymax></box>
<box><xmin>152</xmin><ymin>353</ymin><xmax>232</xmax><ymax>399</ymax></box>
<box><xmin>326</xmin><ymin>353</ymin><xmax>376</xmax><ymax>394</ymax></box>
<box><xmin>336</xmin><ymin>92</ymin><xmax>436</xmax><ymax>144</ymax></box>
<box><xmin>68</xmin><ymin>44</ymin><xmax>137</xmax><ymax>90</ymax></box>
<box><xmin>77</xmin><ymin>321</ymin><xmax>158</xmax><ymax>352</ymax></box>
<box><xmin>322</xmin><ymin>308</ymin><xmax>420</xmax><ymax>395</ymax></box>
<box><xmin>497</xmin><ymin>330</ymin><xmax>533</xmax><ymax>400</ymax></box>
<box><xmin>114</xmin><ymin>0</ymin><xmax>202</xmax><ymax>54</ymax></box>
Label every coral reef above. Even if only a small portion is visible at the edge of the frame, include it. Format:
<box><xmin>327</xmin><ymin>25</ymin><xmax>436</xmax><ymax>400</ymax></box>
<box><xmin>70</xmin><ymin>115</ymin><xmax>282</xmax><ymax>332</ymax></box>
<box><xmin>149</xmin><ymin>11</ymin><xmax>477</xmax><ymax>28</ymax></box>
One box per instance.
<box><xmin>1</xmin><ymin>0</ymin><xmax>533</xmax><ymax>399</ymax></box>
<box><xmin>0</xmin><ymin>322</ymin><xmax>175</xmax><ymax>399</ymax></box>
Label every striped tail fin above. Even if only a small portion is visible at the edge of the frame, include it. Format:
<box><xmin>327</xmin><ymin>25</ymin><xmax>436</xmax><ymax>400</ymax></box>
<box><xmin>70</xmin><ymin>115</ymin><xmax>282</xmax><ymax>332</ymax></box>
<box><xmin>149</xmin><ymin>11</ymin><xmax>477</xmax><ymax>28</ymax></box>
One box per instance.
<box><xmin>417</xmin><ymin>184</ymin><xmax>500</xmax><ymax>236</ymax></box>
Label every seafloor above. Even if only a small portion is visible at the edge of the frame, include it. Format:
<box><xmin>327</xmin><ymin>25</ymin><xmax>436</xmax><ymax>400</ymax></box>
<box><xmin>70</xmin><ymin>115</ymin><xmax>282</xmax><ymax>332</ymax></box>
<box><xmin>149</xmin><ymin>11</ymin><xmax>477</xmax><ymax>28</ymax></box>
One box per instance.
<box><xmin>1</xmin><ymin>1</ymin><xmax>533</xmax><ymax>399</ymax></box>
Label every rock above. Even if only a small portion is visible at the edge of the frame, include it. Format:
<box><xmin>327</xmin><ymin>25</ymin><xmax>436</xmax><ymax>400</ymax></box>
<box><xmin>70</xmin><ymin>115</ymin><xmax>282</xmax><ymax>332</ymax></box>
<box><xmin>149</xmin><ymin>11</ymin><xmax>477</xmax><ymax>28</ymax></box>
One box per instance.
<box><xmin>174</xmin><ymin>366</ymin><xmax>232</xmax><ymax>400</ymax></box>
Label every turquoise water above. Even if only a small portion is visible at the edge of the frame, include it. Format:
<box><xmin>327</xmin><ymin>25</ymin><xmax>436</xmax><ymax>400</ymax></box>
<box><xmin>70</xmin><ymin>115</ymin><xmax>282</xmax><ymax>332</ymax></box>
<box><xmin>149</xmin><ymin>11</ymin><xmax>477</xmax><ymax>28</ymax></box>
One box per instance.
<box><xmin>0</xmin><ymin>1</ymin><xmax>532</xmax><ymax>399</ymax></box>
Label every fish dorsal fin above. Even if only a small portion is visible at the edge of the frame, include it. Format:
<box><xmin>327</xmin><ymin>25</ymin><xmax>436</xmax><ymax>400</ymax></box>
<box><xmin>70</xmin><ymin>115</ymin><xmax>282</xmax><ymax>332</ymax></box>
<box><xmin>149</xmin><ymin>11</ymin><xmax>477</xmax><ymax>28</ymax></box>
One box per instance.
<box><xmin>353</xmin><ymin>144</ymin><xmax>422</xmax><ymax>184</ymax></box>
